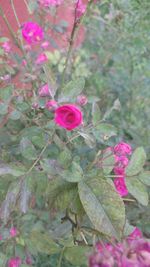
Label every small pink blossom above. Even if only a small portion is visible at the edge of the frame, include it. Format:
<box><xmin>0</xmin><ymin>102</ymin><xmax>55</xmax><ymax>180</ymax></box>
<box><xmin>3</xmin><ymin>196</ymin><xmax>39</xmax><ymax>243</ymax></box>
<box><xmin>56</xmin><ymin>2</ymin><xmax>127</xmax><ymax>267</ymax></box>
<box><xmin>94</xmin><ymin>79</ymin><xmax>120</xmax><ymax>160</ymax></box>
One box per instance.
<box><xmin>45</xmin><ymin>100</ymin><xmax>58</xmax><ymax>111</ymax></box>
<box><xmin>32</xmin><ymin>103</ymin><xmax>39</xmax><ymax>109</ymax></box>
<box><xmin>54</xmin><ymin>104</ymin><xmax>83</xmax><ymax>131</ymax></box>
<box><xmin>38</xmin><ymin>84</ymin><xmax>51</xmax><ymax>97</ymax></box>
<box><xmin>114</xmin><ymin>166</ymin><xmax>125</xmax><ymax>176</ymax></box>
<box><xmin>8</xmin><ymin>257</ymin><xmax>21</xmax><ymax>267</ymax></box>
<box><xmin>36</xmin><ymin>53</ymin><xmax>48</xmax><ymax>64</ymax></box>
<box><xmin>2</xmin><ymin>41</ymin><xmax>11</xmax><ymax>53</ymax></box>
<box><xmin>114</xmin><ymin>142</ymin><xmax>132</xmax><ymax>156</ymax></box>
<box><xmin>76</xmin><ymin>0</ymin><xmax>86</xmax><ymax>19</ymax></box>
<box><xmin>77</xmin><ymin>94</ymin><xmax>88</xmax><ymax>106</ymax></box>
<box><xmin>22</xmin><ymin>59</ymin><xmax>27</xmax><ymax>66</ymax></box>
<box><xmin>39</xmin><ymin>0</ymin><xmax>63</xmax><ymax>7</ymax></box>
<box><xmin>129</xmin><ymin>227</ymin><xmax>143</xmax><ymax>240</ymax></box>
<box><xmin>115</xmin><ymin>155</ymin><xmax>129</xmax><ymax>167</ymax></box>
<box><xmin>41</xmin><ymin>41</ymin><xmax>49</xmax><ymax>49</ymax></box>
<box><xmin>22</xmin><ymin>22</ymin><xmax>44</xmax><ymax>44</ymax></box>
<box><xmin>10</xmin><ymin>227</ymin><xmax>17</xmax><ymax>237</ymax></box>
<box><xmin>0</xmin><ymin>234</ymin><xmax>2</xmax><ymax>240</ymax></box>
<box><xmin>26</xmin><ymin>256</ymin><xmax>32</xmax><ymax>265</ymax></box>
<box><xmin>114</xmin><ymin>177</ymin><xmax>128</xmax><ymax>196</ymax></box>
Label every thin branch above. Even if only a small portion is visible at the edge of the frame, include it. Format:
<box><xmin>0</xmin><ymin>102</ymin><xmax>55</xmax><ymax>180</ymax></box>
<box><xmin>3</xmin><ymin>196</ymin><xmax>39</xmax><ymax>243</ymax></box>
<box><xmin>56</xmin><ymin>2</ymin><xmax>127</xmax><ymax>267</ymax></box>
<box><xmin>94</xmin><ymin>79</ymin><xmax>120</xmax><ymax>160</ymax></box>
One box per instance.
<box><xmin>10</xmin><ymin>0</ymin><xmax>21</xmax><ymax>27</ymax></box>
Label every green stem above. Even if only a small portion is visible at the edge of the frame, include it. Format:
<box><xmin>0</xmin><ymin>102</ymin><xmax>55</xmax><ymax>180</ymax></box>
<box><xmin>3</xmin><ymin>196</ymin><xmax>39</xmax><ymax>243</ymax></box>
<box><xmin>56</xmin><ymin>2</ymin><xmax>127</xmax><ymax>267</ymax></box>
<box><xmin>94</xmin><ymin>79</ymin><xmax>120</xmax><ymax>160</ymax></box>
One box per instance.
<box><xmin>57</xmin><ymin>247</ymin><xmax>66</xmax><ymax>267</ymax></box>
<box><xmin>60</xmin><ymin>0</ymin><xmax>94</xmax><ymax>87</ymax></box>
<box><xmin>10</xmin><ymin>0</ymin><xmax>21</xmax><ymax>27</ymax></box>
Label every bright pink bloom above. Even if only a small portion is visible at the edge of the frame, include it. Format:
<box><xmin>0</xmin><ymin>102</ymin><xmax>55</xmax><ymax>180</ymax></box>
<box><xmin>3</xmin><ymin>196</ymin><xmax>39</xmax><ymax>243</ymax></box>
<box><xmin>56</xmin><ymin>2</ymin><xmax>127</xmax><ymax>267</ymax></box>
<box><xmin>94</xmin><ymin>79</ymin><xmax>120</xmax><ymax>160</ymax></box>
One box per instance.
<box><xmin>77</xmin><ymin>95</ymin><xmax>88</xmax><ymax>106</ymax></box>
<box><xmin>38</xmin><ymin>84</ymin><xmax>51</xmax><ymax>97</ymax></box>
<box><xmin>54</xmin><ymin>104</ymin><xmax>83</xmax><ymax>130</ymax></box>
<box><xmin>114</xmin><ymin>177</ymin><xmax>128</xmax><ymax>196</ymax></box>
<box><xmin>8</xmin><ymin>257</ymin><xmax>21</xmax><ymax>267</ymax></box>
<box><xmin>10</xmin><ymin>227</ymin><xmax>17</xmax><ymax>237</ymax></box>
<box><xmin>76</xmin><ymin>0</ymin><xmax>86</xmax><ymax>19</ymax></box>
<box><xmin>129</xmin><ymin>227</ymin><xmax>143</xmax><ymax>240</ymax></box>
<box><xmin>114</xmin><ymin>142</ymin><xmax>132</xmax><ymax>156</ymax></box>
<box><xmin>22</xmin><ymin>22</ymin><xmax>44</xmax><ymax>44</ymax></box>
<box><xmin>36</xmin><ymin>53</ymin><xmax>48</xmax><ymax>64</ymax></box>
<box><xmin>2</xmin><ymin>41</ymin><xmax>11</xmax><ymax>53</ymax></box>
<box><xmin>114</xmin><ymin>166</ymin><xmax>125</xmax><ymax>176</ymax></box>
<box><xmin>22</xmin><ymin>59</ymin><xmax>27</xmax><ymax>66</ymax></box>
<box><xmin>41</xmin><ymin>41</ymin><xmax>49</xmax><ymax>49</ymax></box>
<box><xmin>45</xmin><ymin>100</ymin><xmax>58</xmax><ymax>111</ymax></box>
<box><xmin>115</xmin><ymin>155</ymin><xmax>129</xmax><ymax>167</ymax></box>
<box><xmin>39</xmin><ymin>0</ymin><xmax>63</xmax><ymax>7</ymax></box>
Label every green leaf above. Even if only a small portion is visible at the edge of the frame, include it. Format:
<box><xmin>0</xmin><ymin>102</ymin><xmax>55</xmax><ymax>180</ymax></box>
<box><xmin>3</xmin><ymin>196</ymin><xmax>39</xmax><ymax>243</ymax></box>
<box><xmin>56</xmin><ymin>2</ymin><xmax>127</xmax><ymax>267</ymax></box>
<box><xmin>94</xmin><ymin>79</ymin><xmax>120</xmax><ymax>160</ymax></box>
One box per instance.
<box><xmin>78</xmin><ymin>131</ymin><xmax>96</xmax><ymax>148</ymax></box>
<box><xmin>9</xmin><ymin>110</ymin><xmax>21</xmax><ymax>120</ymax></box>
<box><xmin>64</xmin><ymin>246</ymin><xmax>90</xmax><ymax>266</ymax></box>
<box><xmin>78</xmin><ymin>177</ymin><xmax>125</xmax><ymax>239</ymax></box>
<box><xmin>102</xmin><ymin>148</ymin><xmax>115</xmax><ymax>175</ymax></box>
<box><xmin>138</xmin><ymin>171</ymin><xmax>150</xmax><ymax>186</ymax></box>
<box><xmin>0</xmin><ymin>86</ymin><xmax>12</xmax><ymax>102</ymax></box>
<box><xmin>0</xmin><ymin>103</ymin><xmax>8</xmax><ymax>115</ymax></box>
<box><xmin>92</xmin><ymin>123</ymin><xmax>117</xmax><ymax>142</ymax></box>
<box><xmin>40</xmin><ymin>159</ymin><xmax>62</xmax><ymax>175</ymax></box>
<box><xmin>126</xmin><ymin>176</ymin><xmax>148</xmax><ymax>206</ymax></box>
<box><xmin>126</xmin><ymin>147</ymin><xmax>146</xmax><ymax>176</ymax></box>
<box><xmin>0</xmin><ymin>164</ymin><xmax>26</xmax><ymax>177</ymax></box>
<box><xmin>60</xmin><ymin>161</ymin><xmax>83</xmax><ymax>183</ymax></box>
<box><xmin>46</xmin><ymin>177</ymin><xmax>77</xmax><ymax>211</ymax></box>
<box><xmin>123</xmin><ymin>220</ymin><xmax>135</xmax><ymax>236</ymax></box>
<box><xmin>20</xmin><ymin>137</ymin><xmax>37</xmax><ymax>160</ymax></box>
<box><xmin>58</xmin><ymin>77</ymin><xmax>85</xmax><ymax>102</ymax></box>
<box><xmin>92</xmin><ymin>102</ymin><xmax>101</xmax><ymax>126</ymax></box>
<box><xmin>28</xmin><ymin>231</ymin><xmax>60</xmax><ymax>254</ymax></box>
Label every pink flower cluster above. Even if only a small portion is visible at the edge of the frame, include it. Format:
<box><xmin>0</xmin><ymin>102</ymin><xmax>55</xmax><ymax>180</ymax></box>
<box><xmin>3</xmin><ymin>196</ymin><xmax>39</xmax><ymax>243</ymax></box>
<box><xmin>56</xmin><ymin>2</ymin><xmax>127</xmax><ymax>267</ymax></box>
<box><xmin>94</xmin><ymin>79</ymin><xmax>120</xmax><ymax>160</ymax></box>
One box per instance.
<box><xmin>38</xmin><ymin>0</ymin><xmax>63</xmax><ymax>6</ymax></box>
<box><xmin>112</xmin><ymin>142</ymin><xmax>132</xmax><ymax>197</ymax></box>
<box><xmin>22</xmin><ymin>22</ymin><xmax>44</xmax><ymax>44</ymax></box>
<box><xmin>89</xmin><ymin>228</ymin><xmax>150</xmax><ymax>267</ymax></box>
<box><xmin>75</xmin><ymin>0</ymin><xmax>86</xmax><ymax>20</ymax></box>
<box><xmin>10</xmin><ymin>227</ymin><xmax>17</xmax><ymax>238</ymax></box>
<box><xmin>8</xmin><ymin>257</ymin><xmax>21</xmax><ymax>267</ymax></box>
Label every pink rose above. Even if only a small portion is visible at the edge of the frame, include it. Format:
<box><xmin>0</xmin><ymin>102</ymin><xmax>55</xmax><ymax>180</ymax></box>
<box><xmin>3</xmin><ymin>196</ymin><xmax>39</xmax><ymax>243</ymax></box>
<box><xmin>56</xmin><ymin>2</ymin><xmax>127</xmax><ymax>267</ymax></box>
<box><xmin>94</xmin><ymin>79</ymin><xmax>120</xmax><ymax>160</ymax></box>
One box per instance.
<box><xmin>77</xmin><ymin>94</ymin><xmax>88</xmax><ymax>106</ymax></box>
<box><xmin>36</xmin><ymin>53</ymin><xmax>47</xmax><ymax>64</ymax></box>
<box><xmin>2</xmin><ymin>41</ymin><xmax>11</xmax><ymax>53</ymax></box>
<box><xmin>8</xmin><ymin>257</ymin><xmax>21</xmax><ymax>267</ymax></box>
<box><xmin>10</xmin><ymin>227</ymin><xmax>17</xmax><ymax>237</ymax></box>
<box><xmin>22</xmin><ymin>22</ymin><xmax>44</xmax><ymax>44</ymax></box>
<box><xmin>54</xmin><ymin>104</ymin><xmax>83</xmax><ymax>130</ymax></box>
<box><xmin>114</xmin><ymin>166</ymin><xmax>125</xmax><ymax>176</ymax></box>
<box><xmin>41</xmin><ymin>41</ymin><xmax>49</xmax><ymax>49</ymax></box>
<box><xmin>114</xmin><ymin>142</ymin><xmax>132</xmax><ymax>156</ymax></box>
<box><xmin>115</xmin><ymin>155</ymin><xmax>129</xmax><ymax>167</ymax></box>
<box><xmin>128</xmin><ymin>227</ymin><xmax>143</xmax><ymax>240</ymax></box>
<box><xmin>38</xmin><ymin>84</ymin><xmax>51</xmax><ymax>97</ymax></box>
<box><xmin>114</xmin><ymin>177</ymin><xmax>128</xmax><ymax>197</ymax></box>
<box><xmin>45</xmin><ymin>100</ymin><xmax>58</xmax><ymax>111</ymax></box>
<box><xmin>39</xmin><ymin>0</ymin><xmax>63</xmax><ymax>6</ymax></box>
<box><xmin>75</xmin><ymin>0</ymin><xmax>86</xmax><ymax>20</ymax></box>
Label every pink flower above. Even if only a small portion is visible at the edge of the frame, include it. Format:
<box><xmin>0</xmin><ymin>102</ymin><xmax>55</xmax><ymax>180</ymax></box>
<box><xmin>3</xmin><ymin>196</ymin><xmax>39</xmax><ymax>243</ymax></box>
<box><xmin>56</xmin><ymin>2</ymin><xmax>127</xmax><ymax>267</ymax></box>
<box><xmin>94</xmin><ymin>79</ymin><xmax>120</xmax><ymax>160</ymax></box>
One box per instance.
<box><xmin>8</xmin><ymin>257</ymin><xmax>21</xmax><ymax>267</ymax></box>
<box><xmin>38</xmin><ymin>0</ymin><xmax>63</xmax><ymax>7</ymax></box>
<box><xmin>114</xmin><ymin>142</ymin><xmax>132</xmax><ymax>156</ymax></box>
<box><xmin>2</xmin><ymin>41</ymin><xmax>11</xmax><ymax>53</ymax></box>
<box><xmin>41</xmin><ymin>41</ymin><xmax>49</xmax><ymax>49</ymax></box>
<box><xmin>22</xmin><ymin>59</ymin><xmax>27</xmax><ymax>66</ymax></box>
<box><xmin>36</xmin><ymin>53</ymin><xmax>48</xmax><ymax>64</ymax></box>
<box><xmin>0</xmin><ymin>234</ymin><xmax>2</xmax><ymax>240</ymax></box>
<box><xmin>129</xmin><ymin>227</ymin><xmax>143</xmax><ymax>240</ymax></box>
<box><xmin>54</xmin><ymin>104</ymin><xmax>83</xmax><ymax>130</ymax></box>
<box><xmin>26</xmin><ymin>256</ymin><xmax>32</xmax><ymax>265</ymax></box>
<box><xmin>10</xmin><ymin>227</ymin><xmax>17</xmax><ymax>237</ymax></box>
<box><xmin>114</xmin><ymin>177</ymin><xmax>128</xmax><ymax>196</ymax></box>
<box><xmin>45</xmin><ymin>100</ymin><xmax>58</xmax><ymax>111</ymax></box>
<box><xmin>22</xmin><ymin>22</ymin><xmax>44</xmax><ymax>44</ymax></box>
<box><xmin>76</xmin><ymin>0</ymin><xmax>86</xmax><ymax>19</ymax></box>
<box><xmin>38</xmin><ymin>84</ymin><xmax>51</xmax><ymax>97</ymax></box>
<box><xmin>77</xmin><ymin>95</ymin><xmax>88</xmax><ymax>106</ymax></box>
<box><xmin>115</xmin><ymin>155</ymin><xmax>129</xmax><ymax>167</ymax></box>
<box><xmin>114</xmin><ymin>166</ymin><xmax>125</xmax><ymax>176</ymax></box>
